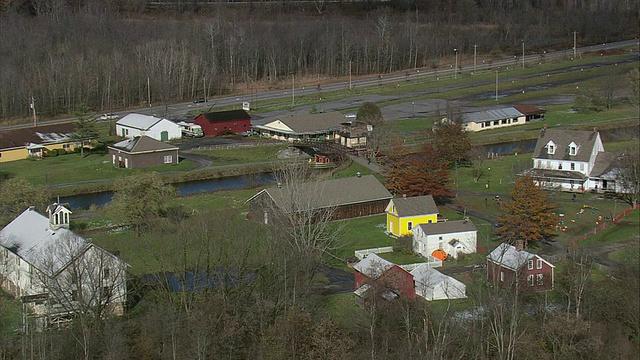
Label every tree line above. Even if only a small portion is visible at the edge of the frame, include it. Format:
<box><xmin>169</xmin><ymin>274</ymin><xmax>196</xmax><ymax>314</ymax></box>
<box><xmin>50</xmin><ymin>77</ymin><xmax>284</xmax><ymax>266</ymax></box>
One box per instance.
<box><xmin>0</xmin><ymin>1</ymin><xmax>637</xmax><ymax>120</ymax></box>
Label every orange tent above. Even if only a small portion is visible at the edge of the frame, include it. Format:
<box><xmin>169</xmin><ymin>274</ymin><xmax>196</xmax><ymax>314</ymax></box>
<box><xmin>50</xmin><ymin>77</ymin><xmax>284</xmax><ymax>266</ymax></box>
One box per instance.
<box><xmin>432</xmin><ymin>250</ymin><xmax>447</xmax><ymax>261</ymax></box>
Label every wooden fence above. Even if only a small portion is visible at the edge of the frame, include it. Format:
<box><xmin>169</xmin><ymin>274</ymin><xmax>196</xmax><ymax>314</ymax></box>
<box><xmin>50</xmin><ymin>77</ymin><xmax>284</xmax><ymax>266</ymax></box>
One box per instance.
<box><xmin>568</xmin><ymin>204</ymin><xmax>639</xmax><ymax>249</ymax></box>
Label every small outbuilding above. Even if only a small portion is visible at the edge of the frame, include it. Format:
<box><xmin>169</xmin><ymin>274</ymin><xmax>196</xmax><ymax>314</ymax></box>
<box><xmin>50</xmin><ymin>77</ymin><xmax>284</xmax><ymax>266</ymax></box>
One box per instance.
<box><xmin>108</xmin><ymin>136</ymin><xmax>179</xmax><ymax>169</ymax></box>
<box><xmin>411</xmin><ymin>264</ymin><xmax>466</xmax><ymax>301</ymax></box>
<box><xmin>194</xmin><ymin>110</ymin><xmax>251</xmax><ymax>136</ymax></box>
<box><xmin>412</xmin><ymin>219</ymin><xmax>477</xmax><ymax>260</ymax></box>
<box><xmin>385</xmin><ymin>195</ymin><xmax>439</xmax><ymax>237</ymax></box>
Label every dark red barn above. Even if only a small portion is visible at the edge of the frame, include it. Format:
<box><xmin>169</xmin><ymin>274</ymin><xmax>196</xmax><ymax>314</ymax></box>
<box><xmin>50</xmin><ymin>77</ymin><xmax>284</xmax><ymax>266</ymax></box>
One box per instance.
<box><xmin>486</xmin><ymin>242</ymin><xmax>555</xmax><ymax>292</ymax></box>
<box><xmin>194</xmin><ymin>110</ymin><xmax>251</xmax><ymax>136</ymax></box>
<box><xmin>354</xmin><ymin>254</ymin><xmax>415</xmax><ymax>304</ymax></box>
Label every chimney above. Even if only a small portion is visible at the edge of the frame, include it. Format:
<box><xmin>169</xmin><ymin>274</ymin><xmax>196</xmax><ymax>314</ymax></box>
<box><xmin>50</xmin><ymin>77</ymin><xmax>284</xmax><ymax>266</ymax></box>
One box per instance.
<box><xmin>540</xmin><ymin>124</ymin><xmax>547</xmax><ymax>137</ymax></box>
<box><xmin>592</xmin><ymin>127</ymin><xmax>597</xmax><ymax>133</ymax></box>
<box><xmin>515</xmin><ymin>239</ymin><xmax>524</xmax><ymax>251</ymax></box>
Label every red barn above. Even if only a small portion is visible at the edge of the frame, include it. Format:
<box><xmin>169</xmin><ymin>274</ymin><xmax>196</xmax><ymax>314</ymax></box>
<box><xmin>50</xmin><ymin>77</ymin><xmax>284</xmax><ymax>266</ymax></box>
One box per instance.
<box><xmin>486</xmin><ymin>242</ymin><xmax>555</xmax><ymax>292</ymax></box>
<box><xmin>353</xmin><ymin>254</ymin><xmax>415</xmax><ymax>305</ymax></box>
<box><xmin>194</xmin><ymin>110</ymin><xmax>251</xmax><ymax>136</ymax></box>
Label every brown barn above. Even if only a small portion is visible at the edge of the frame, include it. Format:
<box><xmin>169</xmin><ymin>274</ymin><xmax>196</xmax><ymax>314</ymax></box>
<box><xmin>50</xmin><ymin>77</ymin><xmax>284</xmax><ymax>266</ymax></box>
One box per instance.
<box><xmin>246</xmin><ymin>174</ymin><xmax>392</xmax><ymax>224</ymax></box>
<box><xmin>108</xmin><ymin>135</ymin><xmax>178</xmax><ymax>169</ymax></box>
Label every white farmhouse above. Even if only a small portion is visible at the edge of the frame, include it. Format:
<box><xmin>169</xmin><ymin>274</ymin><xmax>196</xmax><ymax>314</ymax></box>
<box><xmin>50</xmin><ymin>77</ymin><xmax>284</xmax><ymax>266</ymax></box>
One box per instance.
<box><xmin>522</xmin><ymin>127</ymin><xmax>618</xmax><ymax>192</ymax></box>
<box><xmin>0</xmin><ymin>204</ymin><xmax>127</xmax><ymax>328</ymax></box>
<box><xmin>116</xmin><ymin>113</ymin><xmax>182</xmax><ymax>141</ymax></box>
<box><xmin>412</xmin><ymin>219</ymin><xmax>477</xmax><ymax>260</ymax></box>
<box><xmin>411</xmin><ymin>264</ymin><xmax>466</xmax><ymax>301</ymax></box>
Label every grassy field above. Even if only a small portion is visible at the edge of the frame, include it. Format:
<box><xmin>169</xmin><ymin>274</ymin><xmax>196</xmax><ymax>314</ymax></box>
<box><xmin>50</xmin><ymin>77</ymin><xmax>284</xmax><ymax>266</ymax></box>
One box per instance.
<box><xmin>191</xmin><ymin>144</ymin><xmax>286</xmax><ymax>164</ymax></box>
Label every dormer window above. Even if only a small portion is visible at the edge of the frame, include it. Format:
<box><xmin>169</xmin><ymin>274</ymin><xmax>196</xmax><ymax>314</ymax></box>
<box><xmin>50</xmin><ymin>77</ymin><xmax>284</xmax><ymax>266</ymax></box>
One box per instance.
<box><xmin>568</xmin><ymin>142</ymin><xmax>578</xmax><ymax>156</ymax></box>
<box><xmin>546</xmin><ymin>141</ymin><xmax>556</xmax><ymax>155</ymax></box>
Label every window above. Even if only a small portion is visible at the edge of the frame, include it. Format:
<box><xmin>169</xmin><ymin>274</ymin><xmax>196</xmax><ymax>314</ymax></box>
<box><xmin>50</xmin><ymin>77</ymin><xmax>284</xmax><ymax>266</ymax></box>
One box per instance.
<box><xmin>547</xmin><ymin>144</ymin><xmax>555</xmax><ymax>155</ymax></box>
<box><xmin>100</xmin><ymin>286</ymin><xmax>111</xmax><ymax>300</ymax></box>
<box><xmin>103</xmin><ymin>268</ymin><xmax>110</xmax><ymax>280</ymax></box>
<box><xmin>493</xmin><ymin>120</ymin><xmax>500</xmax><ymax>126</ymax></box>
<box><xmin>500</xmin><ymin>271</ymin><xmax>504</xmax><ymax>282</ymax></box>
<box><xmin>63</xmin><ymin>144</ymin><xmax>71</xmax><ymax>149</ymax></box>
<box><xmin>536</xmin><ymin>259</ymin><xmax>543</xmax><ymax>269</ymax></box>
<box><xmin>112</xmin><ymin>155</ymin><xmax>116</xmax><ymax>164</ymax></box>
<box><xmin>527</xmin><ymin>274</ymin><xmax>534</xmax><ymax>286</ymax></box>
<box><xmin>163</xmin><ymin>155</ymin><xmax>173</xmax><ymax>164</ymax></box>
<box><xmin>513</xmin><ymin>118</ymin><xmax>518</xmax><ymax>123</ymax></box>
<box><xmin>71</xmin><ymin>290</ymin><xmax>80</xmax><ymax>301</ymax></box>
<box><xmin>428</xmin><ymin>220</ymin><xmax>433</xmax><ymax>224</ymax></box>
<box><xmin>571</xmin><ymin>163</ymin><xmax>575</xmax><ymax>170</ymax></box>
<box><xmin>558</xmin><ymin>163</ymin><xmax>563</xmax><ymax>170</ymax></box>
<box><xmin>439</xmin><ymin>236</ymin><xmax>443</xmax><ymax>241</ymax></box>
<box><xmin>536</xmin><ymin>273</ymin><xmax>544</xmax><ymax>285</ymax></box>
<box><xmin>528</xmin><ymin>260</ymin><xmax>534</xmax><ymax>270</ymax></box>
<box><xmin>407</xmin><ymin>221</ymin><xmax>413</xmax><ymax>231</ymax></box>
<box><xmin>569</xmin><ymin>146</ymin><xmax>577</xmax><ymax>155</ymax></box>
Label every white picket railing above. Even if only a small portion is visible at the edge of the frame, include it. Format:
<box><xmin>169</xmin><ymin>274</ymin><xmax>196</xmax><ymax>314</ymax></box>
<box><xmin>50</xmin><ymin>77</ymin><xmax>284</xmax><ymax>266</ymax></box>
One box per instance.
<box><xmin>354</xmin><ymin>246</ymin><xmax>394</xmax><ymax>260</ymax></box>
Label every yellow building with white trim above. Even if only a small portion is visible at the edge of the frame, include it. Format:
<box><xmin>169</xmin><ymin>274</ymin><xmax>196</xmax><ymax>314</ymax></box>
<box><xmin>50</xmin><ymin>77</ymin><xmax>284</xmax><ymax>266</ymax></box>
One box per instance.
<box><xmin>386</xmin><ymin>195</ymin><xmax>439</xmax><ymax>237</ymax></box>
<box><xmin>0</xmin><ymin>123</ymin><xmax>77</xmax><ymax>163</ymax></box>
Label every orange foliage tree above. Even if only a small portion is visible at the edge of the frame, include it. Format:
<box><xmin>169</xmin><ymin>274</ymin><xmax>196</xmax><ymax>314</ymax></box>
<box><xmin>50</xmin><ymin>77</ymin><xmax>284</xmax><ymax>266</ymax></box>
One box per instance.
<box><xmin>383</xmin><ymin>143</ymin><xmax>454</xmax><ymax>204</ymax></box>
<box><xmin>496</xmin><ymin>176</ymin><xmax>557</xmax><ymax>248</ymax></box>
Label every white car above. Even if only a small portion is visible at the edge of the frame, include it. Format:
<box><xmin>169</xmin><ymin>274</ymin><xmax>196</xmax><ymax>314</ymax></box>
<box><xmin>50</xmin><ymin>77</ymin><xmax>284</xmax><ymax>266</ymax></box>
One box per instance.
<box><xmin>100</xmin><ymin>113</ymin><xmax>118</xmax><ymax>120</ymax></box>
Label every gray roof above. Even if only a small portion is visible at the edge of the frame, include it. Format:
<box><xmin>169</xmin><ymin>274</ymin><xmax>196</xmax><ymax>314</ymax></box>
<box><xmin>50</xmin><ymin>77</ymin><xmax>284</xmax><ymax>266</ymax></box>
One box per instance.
<box><xmin>487</xmin><ymin>243</ymin><xmax>539</xmax><ymax>271</ymax></box>
<box><xmin>0</xmin><ymin>207</ymin><xmax>89</xmax><ymax>276</ymax></box>
<box><xmin>410</xmin><ymin>263</ymin><xmax>451</xmax><ymax>286</ymax></box>
<box><xmin>0</xmin><ymin>123</ymin><xmax>76</xmax><ymax>150</ymax></box>
<box><xmin>461</xmin><ymin>107</ymin><xmax>523</xmax><ymax>124</ymax></box>
<box><xmin>259</xmin><ymin>111</ymin><xmax>348</xmax><ymax>134</ymax></box>
<box><xmin>391</xmin><ymin>195</ymin><xmax>438</xmax><ymax>217</ymax></box>
<box><xmin>116</xmin><ymin>113</ymin><xmax>164</xmax><ymax>131</ymax></box>
<box><xmin>533</xmin><ymin>129</ymin><xmax>601</xmax><ymax>162</ymax></box>
<box><xmin>416</xmin><ymin>219</ymin><xmax>477</xmax><ymax>236</ymax></box>
<box><xmin>520</xmin><ymin>168</ymin><xmax>586</xmax><ymax>180</ymax></box>
<box><xmin>253</xmin><ymin>174</ymin><xmax>392</xmax><ymax>211</ymax></box>
<box><xmin>108</xmin><ymin>135</ymin><xmax>178</xmax><ymax>153</ymax></box>
<box><xmin>590</xmin><ymin>152</ymin><xmax>615</xmax><ymax>177</ymax></box>
<box><xmin>354</xmin><ymin>254</ymin><xmax>394</xmax><ymax>279</ymax></box>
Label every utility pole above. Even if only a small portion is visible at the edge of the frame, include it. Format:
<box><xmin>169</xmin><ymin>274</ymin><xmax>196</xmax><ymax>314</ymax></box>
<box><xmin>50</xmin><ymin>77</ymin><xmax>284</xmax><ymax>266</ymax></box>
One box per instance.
<box><xmin>522</xmin><ymin>40</ymin><xmax>525</xmax><ymax>69</ymax></box>
<box><xmin>291</xmin><ymin>73</ymin><xmax>295</xmax><ymax>106</ymax></box>
<box><xmin>147</xmin><ymin>77</ymin><xmax>151</xmax><ymax>107</ymax></box>
<box><xmin>203</xmin><ymin>77</ymin><xmax>207</xmax><ymax>102</ymax></box>
<box><xmin>473</xmin><ymin>44</ymin><xmax>478</xmax><ymax>73</ymax></box>
<box><xmin>349</xmin><ymin>61</ymin><xmax>352</xmax><ymax>90</ymax></box>
<box><xmin>495</xmin><ymin>71</ymin><xmax>499</xmax><ymax>102</ymax></box>
<box><xmin>573</xmin><ymin>31</ymin><xmax>577</xmax><ymax>60</ymax></box>
<box><xmin>30</xmin><ymin>95</ymin><xmax>37</xmax><ymax>126</ymax></box>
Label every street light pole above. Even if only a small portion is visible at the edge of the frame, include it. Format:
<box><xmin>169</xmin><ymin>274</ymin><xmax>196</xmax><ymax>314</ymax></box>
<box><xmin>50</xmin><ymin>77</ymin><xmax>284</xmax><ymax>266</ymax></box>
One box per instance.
<box><xmin>495</xmin><ymin>70</ymin><xmax>499</xmax><ymax>101</ymax></box>
<box><xmin>291</xmin><ymin>73</ymin><xmax>295</xmax><ymax>106</ymax></box>
<box><xmin>454</xmin><ymin>48</ymin><xmax>458</xmax><ymax>79</ymax></box>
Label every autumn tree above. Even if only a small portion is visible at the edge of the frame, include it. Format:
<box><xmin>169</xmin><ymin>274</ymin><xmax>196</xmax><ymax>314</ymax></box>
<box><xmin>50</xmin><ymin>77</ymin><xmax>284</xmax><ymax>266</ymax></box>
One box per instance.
<box><xmin>108</xmin><ymin>172</ymin><xmax>176</xmax><ymax>235</ymax></box>
<box><xmin>431</xmin><ymin>120</ymin><xmax>472</xmax><ymax>166</ymax></box>
<box><xmin>384</xmin><ymin>143</ymin><xmax>454</xmax><ymax>204</ymax></box>
<box><xmin>495</xmin><ymin>176</ymin><xmax>556</xmax><ymax>248</ymax></box>
<box><xmin>0</xmin><ymin>177</ymin><xmax>50</xmax><ymax>223</ymax></box>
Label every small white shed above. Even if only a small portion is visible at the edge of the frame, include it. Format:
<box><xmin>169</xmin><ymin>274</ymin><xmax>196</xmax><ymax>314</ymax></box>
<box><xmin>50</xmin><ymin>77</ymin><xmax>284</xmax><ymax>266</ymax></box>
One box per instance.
<box><xmin>411</xmin><ymin>264</ymin><xmax>466</xmax><ymax>301</ymax></box>
<box><xmin>116</xmin><ymin>113</ymin><xmax>182</xmax><ymax>141</ymax></box>
<box><xmin>412</xmin><ymin>219</ymin><xmax>477</xmax><ymax>259</ymax></box>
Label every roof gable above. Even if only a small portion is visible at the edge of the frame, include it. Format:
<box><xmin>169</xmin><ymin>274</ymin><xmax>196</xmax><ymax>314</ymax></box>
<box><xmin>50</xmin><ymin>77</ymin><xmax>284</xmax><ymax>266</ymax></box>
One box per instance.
<box><xmin>513</xmin><ymin>104</ymin><xmax>546</xmax><ymax>115</ymax></box>
<box><xmin>410</xmin><ymin>263</ymin><xmax>449</xmax><ymax>286</ymax></box>
<box><xmin>261</xmin><ymin>111</ymin><xmax>348</xmax><ymax>134</ymax></box>
<box><xmin>116</xmin><ymin>114</ymin><xmax>165</xmax><ymax>131</ymax></box>
<box><xmin>390</xmin><ymin>195</ymin><xmax>438</xmax><ymax>217</ymax></box>
<box><xmin>108</xmin><ymin>135</ymin><xmax>178</xmax><ymax>153</ymax></box>
<box><xmin>533</xmin><ymin>128</ymin><xmax>602</xmax><ymax>162</ymax></box>
<box><xmin>354</xmin><ymin>254</ymin><xmax>394</xmax><ymax>279</ymax></box>
<box><xmin>486</xmin><ymin>243</ymin><xmax>553</xmax><ymax>271</ymax></box>
<box><xmin>0</xmin><ymin>123</ymin><xmax>76</xmax><ymax>150</ymax></box>
<box><xmin>253</xmin><ymin>174</ymin><xmax>392</xmax><ymax>211</ymax></box>
<box><xmin>416</xmin><ymin>219</ymin><xmax>477</xmax><ymax>235</ymax></box>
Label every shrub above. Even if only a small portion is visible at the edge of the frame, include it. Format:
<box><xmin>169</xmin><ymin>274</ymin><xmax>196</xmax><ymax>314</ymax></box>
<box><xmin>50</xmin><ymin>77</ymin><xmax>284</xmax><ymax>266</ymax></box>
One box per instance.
<box><xmin>57</xmin><ymin>148</ymin><xmax>66</xmax><ymax>156</ymax></box>
<box><xmin>49</xmin><ymin>149</ymin><xmax>58</xmax><ymax>157</ymax></box>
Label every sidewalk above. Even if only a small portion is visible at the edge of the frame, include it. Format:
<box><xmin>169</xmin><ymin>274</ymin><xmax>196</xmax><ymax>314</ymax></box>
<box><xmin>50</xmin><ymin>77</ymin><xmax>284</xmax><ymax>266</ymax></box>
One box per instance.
<box><xmin>349</xmin><ymin>154</ymin><xmax>384</xmax><ymax>174</ymax></box>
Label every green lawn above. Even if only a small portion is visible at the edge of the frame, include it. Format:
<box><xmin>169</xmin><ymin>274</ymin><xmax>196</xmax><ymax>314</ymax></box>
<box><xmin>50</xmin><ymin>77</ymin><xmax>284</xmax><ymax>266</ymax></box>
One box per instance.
<box><xmin>191</xmin><ymin>144</ymin><xmax>287</xmax><ymax>165</ymax></box>
<box><xmin>577</xmin><ymin>209</ymin><xmax>639</xmax><ymax>246</ymax></box>
<box><xmin>0</xmin><ymin>153</ymin><xmax>197</xmax><ymax>186</ymax></box>
<box><xmin>336</xmin><ymin>214</ymin><xmax>393</xmax><ymax>262</ymax></box>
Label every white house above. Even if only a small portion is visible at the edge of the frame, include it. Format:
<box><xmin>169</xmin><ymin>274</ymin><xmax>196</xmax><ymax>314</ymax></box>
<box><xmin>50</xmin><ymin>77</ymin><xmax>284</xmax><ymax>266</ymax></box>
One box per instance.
<box><xmin>253</xmin><ymin>112</ymin><xmax>350</xmax><ymax>143</ymax></box>
<box><xmin>116</xmin><ymin>113</ymin><xmax>181</xmax><ymax>141</ymax></box>
<box><xmin>411</xmin><ymin>264</ymin><xmax>466</xmax><ymax>301</ymax></box>
<box><xmin>522</xmin><ymin>127</ymin><xmax>618</xmax><ymax>192</ymax></box>
<box><xmin>0</xmin><ymin>204</ymin><xmax>127</xmax><ymax>328</ymax></box>
<box><xmin>412</xmin><ymin>219</ymin><xmax>477</xmax><ymax>260</ymax></box>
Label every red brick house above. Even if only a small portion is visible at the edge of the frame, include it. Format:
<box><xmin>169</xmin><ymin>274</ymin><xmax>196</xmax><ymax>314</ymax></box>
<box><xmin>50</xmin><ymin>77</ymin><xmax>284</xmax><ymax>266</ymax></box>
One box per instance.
<box><xmin>194</xmin><ymin>110</ymin><xmax>251</xmax><ymax>136</ymax></box>
<box><xmin>486</xmin><ymin>242</ymin><xmax>555</xmax><ymax>292</ymax></box>
<box><xmin>353</xmin><ymin>254</ymin><xmax>415</xmax><ymax>305</ymax></box>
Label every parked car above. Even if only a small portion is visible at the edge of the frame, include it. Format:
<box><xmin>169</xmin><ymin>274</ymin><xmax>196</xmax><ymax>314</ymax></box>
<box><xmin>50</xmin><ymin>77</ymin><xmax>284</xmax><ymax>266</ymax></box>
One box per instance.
<box><xmin>193</xmin><ymin>98</ymin><xmax>207</xmax><ymax>104</ymax></box>
<box><xmin>100</xmin><ymin>113</ymin><xmax>118</xmax><ymax>120</ymax></box>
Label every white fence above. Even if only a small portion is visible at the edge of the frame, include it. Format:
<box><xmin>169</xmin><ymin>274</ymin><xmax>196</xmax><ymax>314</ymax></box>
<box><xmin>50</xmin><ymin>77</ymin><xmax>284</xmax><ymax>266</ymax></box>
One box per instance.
<box><xmin>399</xmin><ymin>256</ymin><xmax>443</xmax><ymax>271</ymax></box>
<box><xmin>354</xmin><ymin>246</ymin><xmax>394</xmax><ymax>260</ymax></box>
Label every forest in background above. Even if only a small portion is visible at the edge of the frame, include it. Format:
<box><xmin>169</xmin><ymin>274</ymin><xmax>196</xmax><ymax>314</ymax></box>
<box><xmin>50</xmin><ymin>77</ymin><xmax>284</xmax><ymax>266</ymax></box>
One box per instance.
<box><xmin>0</xmin><ymin>0</ymin><xmax>638</xmax><ymax>120</ymax></box>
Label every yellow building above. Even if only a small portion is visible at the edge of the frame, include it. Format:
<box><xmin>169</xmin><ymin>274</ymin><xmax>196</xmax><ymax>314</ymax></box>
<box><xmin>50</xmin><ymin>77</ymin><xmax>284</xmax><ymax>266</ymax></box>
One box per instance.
<box><xmin>386</xmin><ymin>195</ymin><xmax>439</xmax><ymax>237</ymax></box>
<box><xmin>0</xmin><ymin>123</ymin><xmax>77</xmax><ymax>163</ymax></box>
